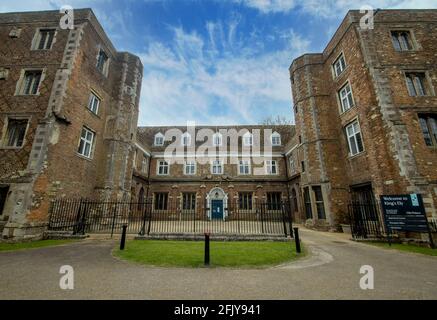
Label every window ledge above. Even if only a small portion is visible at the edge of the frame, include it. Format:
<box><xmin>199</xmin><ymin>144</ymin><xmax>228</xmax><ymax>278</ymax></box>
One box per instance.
<box><xmin>339</xmin><ymin>105</ymin><xmax>357</xmax><ymax>117</ymax></box>
<box><xmin>347</xmin><ymin>151</ymin><xmax>366</xmax><ymax>160</ymax></box>
<box><xmin>76</xmin><ymin>153</ymin><xmax>93</xmax><ymax>162</ymax></box>
<box><xmin>0</xmin><ymin>146</ymin><xmax>24</xmax><ymax>150</ymax></box>
<box><xmin>86</xmin><ymin>107</ymin><xmax>101</xmax><ymax>119</ymax></box>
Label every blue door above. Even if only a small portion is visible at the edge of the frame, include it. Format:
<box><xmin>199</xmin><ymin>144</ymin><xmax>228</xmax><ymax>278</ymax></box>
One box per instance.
<box><xmin>211</xmin><ymin>200</ymin><xmax>224</xmax><ymax>220</ymax></box>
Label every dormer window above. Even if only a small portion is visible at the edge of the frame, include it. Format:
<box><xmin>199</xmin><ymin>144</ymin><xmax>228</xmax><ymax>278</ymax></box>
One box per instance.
<box><xmin>243</xmin><ymin>132</ymin><xmax>253</xmax><ymax>147</ymax></box>
<box><xmin>271</xmin><ymin>132</ymin><xmax>281</xmax><ymax>146</ymax></box>
<box><xmin>181</xmin><ymin>132</ymin><xmax>191</xmax><ymax>146</ymax></box>
<box><xmin>154</xmin><ymin>133</ymin><xmax>164</xmax><ymax>146</ymax></box>
<box><xmin>213</xmin><ymin>133</ymin><xmax>223</xmax><ymax>146</ymax></box>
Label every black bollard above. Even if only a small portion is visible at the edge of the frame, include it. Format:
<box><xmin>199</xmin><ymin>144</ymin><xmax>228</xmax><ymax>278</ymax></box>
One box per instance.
<box><xmin>204</xmin><ymin>233</ymin><xmax>210</xmax><ymax>266</ymax></box>
<box><xmin>120</xmin><ymin>225</ymin><xmax>127</xmax><ymax>251</ymax></box>
<box><xmin>294</xmin><ymin>227</ymin><xmax>301</xmax><ymax>254</ymax></box>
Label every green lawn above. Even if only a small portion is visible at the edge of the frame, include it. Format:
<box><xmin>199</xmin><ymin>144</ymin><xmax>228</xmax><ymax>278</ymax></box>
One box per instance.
<box><xmin>0</xmin><ymin>240</ymin><xmax>76</xmax><ymax>252</ymax></box>
<box><xmin>368</xmin><ymin>241</ymin><xmax>437</xmax><ymax>256</ymax></box>
<box><xmin>114</xmin><ymin>240</ymin><xmax>303</xmax><ymax>268</ymax></box>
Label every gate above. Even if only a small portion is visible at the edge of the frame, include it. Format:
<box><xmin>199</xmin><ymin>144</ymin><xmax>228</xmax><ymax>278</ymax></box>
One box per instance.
<box><xmin>48</xmin><ymin>198</ymin><xmax>293</xmax><ymax>237</ymax></box>
<box><xmin>348</xmin><ymin>200</ymin><xmax>386</xmax><ymax>240</ymax></box>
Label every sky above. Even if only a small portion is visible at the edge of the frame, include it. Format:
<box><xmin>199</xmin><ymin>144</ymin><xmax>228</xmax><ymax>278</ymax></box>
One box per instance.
<box><xmin>1</xmin><ymin>0</ymin><xmax>437</xmax><ymax>126</ymax></box>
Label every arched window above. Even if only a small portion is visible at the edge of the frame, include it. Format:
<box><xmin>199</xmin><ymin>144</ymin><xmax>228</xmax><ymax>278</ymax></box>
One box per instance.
<box><xmin>154</xmin><ymin>133</ymin><xmax>164</xmax><ymax>146</ymax></box>
<box><xmin>271</xmin><ymin>132</ymin><xmax>281</xmax><ymax>146</ymax></box>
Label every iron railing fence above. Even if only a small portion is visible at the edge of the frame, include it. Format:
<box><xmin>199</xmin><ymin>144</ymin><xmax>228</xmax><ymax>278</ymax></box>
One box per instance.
<box><xmin>48</xmin><ymin>198</ymin><xmax>294</xmax><ymax>237</ymax></box>
<box><xmin>348</xmin><ymin>200</ymin><xmax>387</xmax><ymax>240</ymax></box>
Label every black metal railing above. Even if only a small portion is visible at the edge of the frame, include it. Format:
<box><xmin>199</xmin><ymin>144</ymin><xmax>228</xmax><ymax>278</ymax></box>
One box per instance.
<box><xmin>48</xmin><ymin>198</ymin><xmax>293</xmax><ymax>237</ymax></box>
<box><xmin>348</xmin><ymin>200</ymin><xmax>386</xmax><ymax>240</ymax></box>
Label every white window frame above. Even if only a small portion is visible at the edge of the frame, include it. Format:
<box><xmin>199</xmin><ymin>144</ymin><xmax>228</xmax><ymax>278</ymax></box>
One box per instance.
<box><xmin>157</xmin><ymin>160</ymin><xmax>170</xmax><ymax>176</ymax></box>
<box><xmin>1</xmin><ymin>117</ymin><xmax>30</xmax><ymax>149</ymax></box>
<box><xmin>31</xmin><ymin>28</ymin><xmax>56</xmax><ymax>50</ymax></box>
<box><xmin>96</xmin><ymin>48</ymin><xmax>110</xmax><ymax>76</ymax></box>
<box><xmin>271</xmin><ymin>132</ymin><xmax>281</xmax><ymax>146</ymax></box>
<box><xmin>181</xmin><ymin>132</ymin><xmax>191</xmax><ymax>147</ymax></box>
<box><xmin>339</xmin><ymin>82</ymin><xmax>355</xmax><ymax>113</ymax></box>
<box><xmin>211</xmin><ymin>159</ymin><xmax>224</xmax><ymax>175</ymax></box>
<box><xmin>243</xmin><ymin>132</ymin><xmax>253</xmax><ymax>147</ymax></box>
<box><xmin>213</xmin><ymin>133</ymin><xmax>223</xmax><ymax>146</ymax></box>
<box><xmin>154</xmin><ymin>133</ymin><xmax>164</xmax><ymax>146</ymax></box>
<box><xmin>77</xmin><ymin>126</ymin><xmax>95</xmax><ymax>159</ymax></box>
<box><xmin>88</xmin><ymin>92</ymin><xmax>101</xmax><ymax>115</ymax></box>
<box><xmin>238</xmin><ymin>160</ymin><xmax>251</xmax><ymax>175</ymax></box>
<box><xmin>289</xmin><ymin>157</ymin><xmax>296</xmax><ymax>174</ymax></box>
<box><xmin>333</xmin><ymin>53</ymin><xmax>347</xmax><ymax>78</ymax></box>
<box><xmin>265</xmin><ymin>160</ymin><xmax>278</xmax><ymax>175</ymax></box>
<box><xmin>346</xmin><ymin>120</ymin><xmax>364</xmax><ymax>156</ymax></box>
<box><xmin>16</xmin><ymin>69</ymin><xmax>44</xmax><ymax>96</ymax></box>
<box><xmin>184</xmin><ymin>161</ymin><xmax>197</xmax><ymax>175</ymax></box>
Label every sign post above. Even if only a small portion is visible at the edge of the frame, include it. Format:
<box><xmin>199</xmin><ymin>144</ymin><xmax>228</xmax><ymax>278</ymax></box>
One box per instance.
<box><xmin>380</xmin><ymin>194</ymin><xmax>435</xmax><ymax>249</ymax></box>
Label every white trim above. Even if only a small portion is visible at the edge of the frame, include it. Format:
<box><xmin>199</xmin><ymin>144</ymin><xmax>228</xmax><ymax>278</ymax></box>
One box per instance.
<box><xmin>184</xmin><ymin>160</ymin><xmax>197</xmax><ymax>175</ymax></box>
<box><xmin>154</xmin><ymin>132</ymin><xmax>165</xmax><ymax>146</ymax></box>
<box><xmin>181</xmin><ymin>132</ymin><xmax>192</xmax><ymax>146</ymax></box>
<box><xmin>243</xmin><ymin>132</ymin><xmax>253</xmax><ymax>147</ymax></box>
<box><xmin>271</xmin><ymin>131</ymin><xmax>282</xmax><ymax>146</ymax></box>
<box><xmin>211</xmin><ymin>159</ymin><xmax>224</xmax><ymax>175</ymax></box>
<box><xmin>157</xmin><ymin>160</ymin><xmax>170</xmax><ymax>176</ymax></box>
<box><xmin>135</xmin><ymin>142</ymin><xmax>151</xmax><ymax>157</ymax></box>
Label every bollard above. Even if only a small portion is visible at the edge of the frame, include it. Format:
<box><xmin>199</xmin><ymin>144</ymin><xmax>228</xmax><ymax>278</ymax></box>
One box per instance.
<box><xmin>294</xmin><ymin>227</ymin><xmax>301</xmax><ymax>254</ymax></box>
<box><xmin>120</xmin><ymin>225</ymin><xmax>127</xmax><ymax>251</ymax></box>
<box><xmin>204</xmin><ymin>233</ymin><xmax>210</xmax><ymax>266</ymax></box>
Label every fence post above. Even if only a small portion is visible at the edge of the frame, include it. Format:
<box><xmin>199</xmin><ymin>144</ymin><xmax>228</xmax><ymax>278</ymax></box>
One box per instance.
<box><xmin>294</xmin><ymin>227</ymin><xmax>301</xmax><ymax>254</ymax></box>
<box><xmin>120</xmin><ymin>225</ymin><xmax>127</xmax><ymax>250</ymax></box>
<box><xmin>204</xmin><ymin>233</ymin><xmax>210</xmax><ymax>266</ymax></box>
<box><xmin>111</xmin><ymin>202</ymin><xmax>118</xmax><ymax>238</ymax></box>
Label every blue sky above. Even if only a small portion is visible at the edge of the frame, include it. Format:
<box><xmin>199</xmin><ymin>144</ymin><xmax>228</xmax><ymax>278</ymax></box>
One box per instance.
<box><xmin>1</xmin><ymin>0</ymin><xmax>437</xmax><ymax>125</ymax></box>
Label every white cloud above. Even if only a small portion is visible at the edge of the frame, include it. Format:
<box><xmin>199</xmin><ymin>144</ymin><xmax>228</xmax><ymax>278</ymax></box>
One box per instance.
<box><xmin>138</xmin><ymin>23</ymin><xmax>310</xmax><ymax>125</ymax></box>
<box><xmin>232</xmin><ymin>0</ymin><xmax>297</xmax><ymax>13</ymax></box>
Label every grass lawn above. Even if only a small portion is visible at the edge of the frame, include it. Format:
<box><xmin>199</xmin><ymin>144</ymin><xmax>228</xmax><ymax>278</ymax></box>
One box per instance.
<box><xmin>367</xmin><ymin>241</ymin><xmax>437</xmax><ymax>256</ymax></box>
<box><xmin>0</xmin><ymin>240</ymin><xmax>76</xmax><ymax>252</ymax></box>
<box><xmin>114</xmin><ymin>240</ymin><xmax>303</xmax><ymax>268</ymax></box>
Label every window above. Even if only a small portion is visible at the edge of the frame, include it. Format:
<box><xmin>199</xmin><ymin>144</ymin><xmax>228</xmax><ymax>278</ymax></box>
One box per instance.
<box><xmin>405</xmin><ymin>72</ymin><xmax>429</xmax><ymax>97</ymax></box>
<box><xmin>96</xmin><ymin>49</ymin><xmax>109</xmax><ymax>74</ymax></box>
<box><xmin>339</xmin><ymin>82</ymin><xmax>355</xmax><ymax>113</ymax></box>
<box><xmin>391</xmin><ymin>31</ymin><xmax>414</xmax><ymax>51</ymax></box>
<box><xmin>239</xmin><ymin>160</ymin><xmax>251</xmax><ymax>175</ymax></box>
<box><xmin>211</xmin><ymin>160</ymin><xmax>223</xmax><ymax>175</ymax></box>
<box><xmin>243</xmin><ymin>132</ymin><xmax>253</xmax><ymax>146</ymax></box>
<box><xmin>333</xmin><ymin>53</ymin><xmax>346</xmax><ymax>77</ymax></box>
<box><xmin>181</xmin><ymin>133</ymin><xmax>191</xmax><ymax>146</ymax></box>
<box><xmin>182</xmin><ymin>193</ymin><xmax>196</xmax><ymax>212</ymax></box>
<box><xmin>267</xmin><ymin>192</ymin><xmax>281</xmax><ymax>211</ymax></box>
<box><xmin>154</xmin><ymin>133</ymin><xmax>164</xmax><ymax>146</ymax></box>
<box><xmin>304</xmin><ymin>187</ymin><xmax>313</xmax><ymax>219</ymax></box>
<box><xmin>78</xmin><ymin>127</ymin><xmax>95</xmax><ymax>158</ymax></box>
<box><xmin>301</xmin><ymin>161</ymin><xmax>306</xmax><ymax>173</ymax></box>
<box><xmin>313</xmin><ymin>186</ymin><xmax>326</xmax><ymax>219</ymax></box>
<box><xmin>33</xmin><ymin>29</ymin><xmax>55</xmax><ymax>50</ymax></box>
<box><xmin>346</xmin><ymin>120</ymin><xmax>364</xmax><ymax>156</ymax></box>
<box><xmin>289</xmin><ymin>158</ymin><xmax>296</xmax><ymax>174</ymax></box>
<box><xmin>3</xmin><ymin>119</ymin><xmax>28</xmax><ymax>147</ymax></box>
<box><xmin>157</xmin><ymin>160</ymin><xmax>169</xmax><ymax>175</ymax></box>
<box><xmin>271</xmin><ymin>132</ymin><xmax>281</xmax><ymax>146</ymax></box>
<box><xmin>184</xmin><ymin>161</ymin><xmax>196</xmax><ymax>175</ymax></box>
<box><xmin>239</xmin><ymin>193</ymin><xmax>253</xmax><ymax>210</ymax></box>
<box><xmin>265</xmin><ymin>160</ymin><xmax>277</xmax><ymax>175</ymax></box>
<box><xmin>154</xmin><ymin>193</ymin><xmax>168</xmax><ymax>211</ymax></box>
<box><xmin>88</xmin><ymin>92</ymin><xmax>100</xmax><ymax>115</ymax></box>
<box><xmin>19</xmin><ymin>70</ymin><xmax>42</xmax><ymax>95</ymax></box>
<box><xmin>418</xmin><ymin>114</ymin><xmax>437</xmax><ymax>147</ymax></box>
<box><xmin>213</xmin><ymin>133</ymin><xmax>223</xmax><ymax>146</ymax></box>
<box><xmin>141</xmin><ymin>156</ymin><xmax>148</xmax><ymax>173</ymax></box>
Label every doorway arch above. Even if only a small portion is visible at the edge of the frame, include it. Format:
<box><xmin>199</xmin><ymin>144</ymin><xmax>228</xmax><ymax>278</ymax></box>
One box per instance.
<box><xmin>206</xmin><ymin>187</ymin><xmax>228</xmax><ymax>220</ymax></box>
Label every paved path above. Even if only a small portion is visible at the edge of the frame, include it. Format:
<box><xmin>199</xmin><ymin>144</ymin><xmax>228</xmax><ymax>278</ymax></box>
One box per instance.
<box><xmin>1</xmin><ymin>229</ymin><xmax>437</xmax><ymax>300</ymax></box>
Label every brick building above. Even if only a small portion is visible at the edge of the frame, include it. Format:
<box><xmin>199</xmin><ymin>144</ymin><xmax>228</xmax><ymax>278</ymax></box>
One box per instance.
<box><xmin>0</xmin><ymin>9</ymin><xmax>143</xmax><ymax>239</ymax></box>
<box><xmin>288</xmin><ymin>9</ymin><xmax>437</xmax><ymax>230</ymax></box>
<box><xmin>131</xmin><ymin>125</ymin><xmax>296</xmax><ymax>220</ymax></box>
